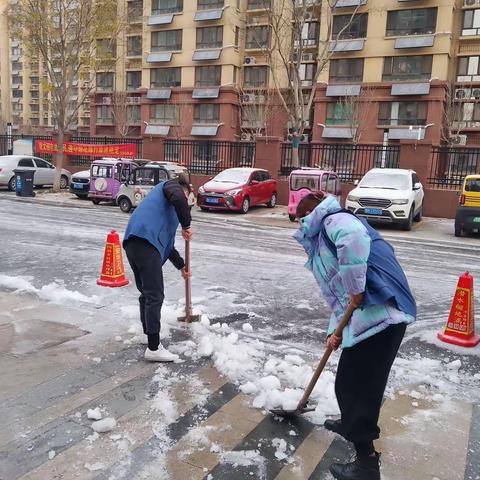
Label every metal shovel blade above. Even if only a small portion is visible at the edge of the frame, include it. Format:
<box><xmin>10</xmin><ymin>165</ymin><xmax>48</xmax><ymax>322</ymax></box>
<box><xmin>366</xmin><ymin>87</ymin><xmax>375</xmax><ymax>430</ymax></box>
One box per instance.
<box><xmin>269</xmin><ymin>406</ymin><xmax>316</xmax><ymax>417</ymax></box>
<box><xmin>178</xmin><ymin>314</ymin><xmax>201</xmax><ymax>323</ymax></box>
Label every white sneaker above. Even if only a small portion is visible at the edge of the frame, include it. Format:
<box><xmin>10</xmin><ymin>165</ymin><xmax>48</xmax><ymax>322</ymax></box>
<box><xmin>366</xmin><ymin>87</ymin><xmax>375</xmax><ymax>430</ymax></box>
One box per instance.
<box><xmin>144</xmin><ymin>345</ymin><xmax>179</xmax><ymax>363</ymax></box>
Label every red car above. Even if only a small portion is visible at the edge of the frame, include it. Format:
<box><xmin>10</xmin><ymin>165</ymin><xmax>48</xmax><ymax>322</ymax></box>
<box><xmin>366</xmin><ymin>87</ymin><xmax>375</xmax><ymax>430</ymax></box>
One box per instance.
<box><xmin>197</xmin><ymin>167</ymin><xmax>277</xmax><ymax>213</ymax></box>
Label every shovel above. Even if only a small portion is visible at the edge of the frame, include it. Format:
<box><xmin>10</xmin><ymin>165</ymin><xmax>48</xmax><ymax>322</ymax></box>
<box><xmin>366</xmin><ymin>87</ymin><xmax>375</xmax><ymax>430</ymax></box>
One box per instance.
<box><xmin>270</xmin><ymin>302</ymin><xmax>356</xmax><ymax>417</ymax></box>
<box><xmin>177</xmin><ymin>239</ymin><xmax>201</xmax><ymax>323</ymax></box>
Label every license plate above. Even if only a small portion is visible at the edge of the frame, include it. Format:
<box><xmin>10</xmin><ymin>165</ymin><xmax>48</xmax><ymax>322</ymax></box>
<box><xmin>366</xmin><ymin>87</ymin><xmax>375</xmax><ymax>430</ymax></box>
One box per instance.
<box><xmin>206</xmin><ymin>197</ymin><xmax>220</xmax><ymax>204</ymax></box>
<box><xmin>365</xmin><ymin>208</ymin><xmax>382</xmax><ymax>215</ymax></box>
<box><xmin>473</xmin><ymin>217</ymin><xmax>480</xmax><ymax>223</ymax></box>
<box><xmin>73</xmin><ymin>184</ymin><xmax>83</xmax><ymax>189</ymax></box>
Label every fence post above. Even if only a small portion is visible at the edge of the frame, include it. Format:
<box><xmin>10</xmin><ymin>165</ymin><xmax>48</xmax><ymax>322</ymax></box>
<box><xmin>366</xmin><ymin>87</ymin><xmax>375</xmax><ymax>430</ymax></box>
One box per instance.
<box><xmin>398</xmin><ymin>141</ymin><xmax>433</xmax><ymax>187</ymax></box>
<box><xmin>255</xmin><ymin>137</ymin><xmax>282</xmax><ymax>179</ymax></box>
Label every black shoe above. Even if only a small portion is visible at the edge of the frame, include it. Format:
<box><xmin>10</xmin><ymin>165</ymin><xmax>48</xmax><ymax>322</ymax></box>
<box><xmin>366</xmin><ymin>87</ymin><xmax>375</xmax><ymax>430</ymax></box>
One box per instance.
<box><xmin>329</xmin><ymin>452</ymin><xmax>381</xmax><ymax>480</ymax></box>
<box><xmin>324</xmin><ymin>418</ymin><xmax>345</xmax><ymax>437</ymax></box>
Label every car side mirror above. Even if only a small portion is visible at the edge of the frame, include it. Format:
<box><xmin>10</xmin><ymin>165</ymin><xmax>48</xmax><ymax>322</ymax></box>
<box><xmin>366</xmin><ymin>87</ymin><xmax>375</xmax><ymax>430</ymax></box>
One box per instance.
<box><xmin>354</xmin><ymin>179</ymin><xmax>359</xmax><ymax>186</ymax></box>
<box><xmin>413</xmin><ymin>182</ymin><xmax>422</xmax><ymax>190</ymax></box>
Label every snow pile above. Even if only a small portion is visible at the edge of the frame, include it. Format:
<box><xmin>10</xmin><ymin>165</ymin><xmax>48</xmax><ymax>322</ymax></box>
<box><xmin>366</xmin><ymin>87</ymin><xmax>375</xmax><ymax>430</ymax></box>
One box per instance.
<box><xmin>220</xmin><ymin>450</ymin><xmax>266</xmax><ymax>478</ymax></box>
<box><xmin>91</xmin><ymin>417</ymin><xmax>116</xmax><ymax>433</ymax></box>
<box><xmin>87</xmin><ymin>408</ymin><xmax>102</xmax><ymax>421</ymax></box>
<box><xmin>272</xmin><ymin>438</ymin><xmax>290</xmax><ymax>461</ymax></box>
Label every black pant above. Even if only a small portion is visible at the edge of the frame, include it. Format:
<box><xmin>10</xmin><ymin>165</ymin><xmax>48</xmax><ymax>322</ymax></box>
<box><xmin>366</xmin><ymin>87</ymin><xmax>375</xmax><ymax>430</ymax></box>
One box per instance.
<box><xmin>335</xmin><ymin>322</ymin><xmax>407</xmax><ymax>444</ymax></box>
<box><xmin>124</xmin><ymin>237</ymin><xmax>164</xmax><ymax>337</ymax></box>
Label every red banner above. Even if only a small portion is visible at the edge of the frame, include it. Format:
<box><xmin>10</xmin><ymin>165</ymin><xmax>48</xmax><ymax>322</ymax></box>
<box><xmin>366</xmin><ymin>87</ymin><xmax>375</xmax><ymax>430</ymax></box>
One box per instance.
<box><xmin>35</xmin><ymin>140</ymin><xmax>138</xmax><ymax>158</ymax></box>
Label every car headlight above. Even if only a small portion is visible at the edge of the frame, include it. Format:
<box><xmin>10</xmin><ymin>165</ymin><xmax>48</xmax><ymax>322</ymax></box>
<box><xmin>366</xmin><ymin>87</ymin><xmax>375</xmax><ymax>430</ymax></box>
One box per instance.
<box><xmin>198</xmin><ymin>186</ymin><xmax>205</xmax><ymax>194</ymax></box>
<box><xmin>347</xmin><ymin>195</ymin><xmax>360</xmax><ymax>202</ymax></box>
<box><xmin>227</xmin><ymin>189</ymin><xmax>242</xmax><ymax>196</ymax></box>
<box><xmin>391</xmin><ymin>199</ymin><xmax>409</xmax><ymax>205</ymax></box>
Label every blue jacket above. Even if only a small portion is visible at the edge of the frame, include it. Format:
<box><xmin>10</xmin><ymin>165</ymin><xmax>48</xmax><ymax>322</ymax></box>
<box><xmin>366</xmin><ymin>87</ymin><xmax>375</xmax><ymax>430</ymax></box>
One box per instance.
<box><xmin>123</xmin><ymin>183</ymin><xmax>179</xmax><ymax>264</ymax></box>
<box><xmin>294</xmin><ymin>196</ymin><xmax>416</xmax><ymax>347</ymax></box>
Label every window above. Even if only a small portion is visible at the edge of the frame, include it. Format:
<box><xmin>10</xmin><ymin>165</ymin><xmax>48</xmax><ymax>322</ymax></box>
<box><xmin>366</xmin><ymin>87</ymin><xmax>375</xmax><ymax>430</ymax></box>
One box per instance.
<box><xmin>463</xmin><ymin>10</ymin><xmax>480</xmax><ymax>36</ymax></box>
<box><xmin>326</xmin><ymin>175</ymin><xmax>339</xmax><ymax>195</ymax></box>
<box><xmin>298</xmin><ymin>22</ymin><xmax>320</xmax><ymax>46</ymax></box>
<box><xmin>196</xmin><ymin>26</ymin><xmax>223</xmax><ymax>49</ymax></box>
<box><xmin>18</xmin><ymin>158</ymin><xmax>34</xmax><ymax>167</ymax></box>
<box><xmin>194</xmin><ymin>104</ymin><xmax>220</xmax><ymax>123</ymax></box>
<box><xmin>96</xmin><ymin>39</ymin><xmax>117</xmax><ymax>58</ymax></box>
<box><xmin>235</xmin><ymin>27</ymin><xmax>240</xmax><ymax>48</ymax></box>
<box><xmin>150</xmin><ymin>104</ymin><xmax>179</xmax><ymax>124</ymax></box>
<box><xmin>197</xmin><ymin>0</ymin><xmax>224</xmax><ymax>9</ymax></box>
<box><xmin>299</xmin><ymin>63</ymin><xmax>316</xmax><ymax>84</ymax></box>
<box><xmin>243</xmin><ymin>66</ymin><xmax>268</xmax><ymax>87</ymax></box>
<box><xmin>96</xmin><ymin>105</ymin><xmax>113</xmax><ymax>124</ymax></box>
<box><xmin>458</xmin><ymin>102</ymin><xmax>480</xmax><ymax>126</ymax></box>
<box><xmin>92</xmin><ymin>164</ymin><xmax>112</xmax><ymax>177</ymax></box>
<box><xmin>333</xmin><ymin>14</ymin><xmax>368</xmax><ymax>40</ymax></box>
<box><xmin>246</xmin><ymin>26</ymin><xmax>270</xmax><ymax>49</ymax></box>
<box><xmin>378</xmin><ymin>101</ymin><xmax>427</xmax><ymax>126</ymax></box>
<box><xmin>329</xmin><ymin>58</ymin><xmax>364</xmax><ymax>83</ymax></box>
<box><xmin>13</xmin><ymin>90</ymin><xmax>23</xmax><ymax>98</ymax></box>
<box><xmin>127</xmin><ymin>0</ymin><xmax>143</xmax><ymax>22</ymax></box>
<box><xmin>457</xmin><ymin>56</ymin><xmax>480</xmax><ymax>82</ymax></box>
<box><xmin>151</xmin><ymin>67</ymin><xmax>181</xmax><ymax>87</ymax></box>
<box><xmin>382</xmin><ymin>55</ymin><xmax>432</xmax><ymax>81</ymax></box>
<box><xmin>326</xmin><ymin>102</ymin><xmax>352</xmax><ymax>125</ymax></box>
<box><xmin>127</xmin><ymin>105</ymin><xmax>141</xmax><ymax>124</ymax></box>
<box><xmin>195</xmin><ymin>66</ymin><xmax>221</xmax><ymax>86</ymax></box>
<box><xmin>290</xmin><ymin>174</ymin><xmax>320</xmax><ymax>191</ymax></box>
<box><xmin>386</xmin><ymin>8</ymin><xmax>437</xmax><ymax>37</ymax></box>
<box><xmin>31</xmin><ymin>104</ymin><xmax>39</xmax><ymax>113</ymax></box>
<box><xmin>11</xmin><ymin>61</ymin><xmax>22</xmax><ymax>71</ymax></box>
<box><xmin>247</xmin><ymin>0</ymin><xmax>270</xmax><ymax>8</ymax></box>
<box><xmin>11</xmin><ymin>75</ymin><xmax>22</xmax><ymax>85</ymax></box>
<box><xmin>96</xmin><ymin>72</ymin><xmax>114</xmax><ymax>91</ymax></box>
<box><xmin>127</xmin><ymin>71</ymin><xmax>142</xmax><ymax>90</ymax></box>
<box><xmin>127</xmin><ymin>36</ymin><xmax>142</xmax><ymax>57</ymax></box>
<box><xmin>151</xmin><ymin>30</ymin><xmax>182</xmax><ymax>51</ymax></box>
<box><xmin>30</xmin><ymin>76</ymin><xmax>39</xmax><ymax>85</ymax></box>
<box><xmin>152</xmin><ymin>0</ymin><xmax>183</xmax><ymax>13</ymax></box>
<box><xmin>34</xmin><ymin>158</ymin><xmax>51</xmax><ymax>168</ymax></box>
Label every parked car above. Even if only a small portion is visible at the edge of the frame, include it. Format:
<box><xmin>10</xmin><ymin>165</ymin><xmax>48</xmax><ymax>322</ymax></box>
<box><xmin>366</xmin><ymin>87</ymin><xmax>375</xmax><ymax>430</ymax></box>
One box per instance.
<box><xmin>69</xmin><ymin>170</ymin><xmax>90</xmax><ymax>198</ymax></box>
<box><xmin>345</xmin><ymin>168</ymin><xmax>424</xmax><ymax>231</ymax></box>
<box><xmin>455</xmin><ymin>174</ymin><xmax>480</xmax><ymax>237</ymax></box>
<box><xmin>0</xmin><ymin>155</ymin><xmax>71</xmax><ymax>191</ymax></box>
<box><xmin>288</xmin><ymin>168</ymin><xmax>341</xmax><ymax>221</ymax></box>
<box><xmin>197</xmin><ymin>167</ymin><xmax>277</xmax><ymax>214</ymax></box>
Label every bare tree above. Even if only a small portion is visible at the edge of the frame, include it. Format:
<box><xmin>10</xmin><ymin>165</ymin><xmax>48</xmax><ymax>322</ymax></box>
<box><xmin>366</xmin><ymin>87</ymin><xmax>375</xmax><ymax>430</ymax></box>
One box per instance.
<box><xmin>111</xmin><ymin>91</ymin><xmax>132</xmax><ymax>138</ymax></box>
<box><xmin>249</xmin><ymin>0</ymin><xmax>360</xmax><ymax>166</ymax></box>
<box><xmin>8</xmin><ymin>0</ymin><xmax>120</xmax><ymax>191</ymax></box>
<box><xmin>170</xmin><ymin>95</ymin><xmax>193</xmax><ymax>139</ymax></box>
<box><xmin>239</xmin><ymin>86</ymin><xmax>277</xmax><ymax>139</ymax></box>
<box><xmin>442</xmin><ymin>81</ymin><xmax>468</xmax><ymax>144</ymax></box>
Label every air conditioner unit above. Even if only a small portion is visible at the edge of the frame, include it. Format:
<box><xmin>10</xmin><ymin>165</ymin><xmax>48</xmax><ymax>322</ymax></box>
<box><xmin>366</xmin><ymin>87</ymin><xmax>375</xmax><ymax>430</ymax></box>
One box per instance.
<box><xmin>244</xmin><ymin>56</ymin><xmax>256</xmax><ymax>65</ymax></box>
<box><xmin>302</xmin><ymin>53</ymin><xmax>315</xmax><ymax>62</ymax></box>
<box><xmin>300</xmin><ymin>134</ymin><xmax>309</xmax><ymax>143</ymax></box>
<box><xmin>473</xmin><ymin>88</ymin><xmax>480</xmax><ymax>99</ymax></box>
<box><xmin>242</xmin><ymin>94</ymin><xmax>252</xmax><ymax>103</ymax></box>
<box><xmin>305</xmin><ymin>12</ymin><xmax>313</xmax><ymax>20</ymax></box>
<box><xmin>241</xmin><ymin>132</ymin><xmax>253</xmax><ymax>141</ymax></box>
<box><xmin>465</xmin><ymin>0</ymin><xmax>478</xmax><ymax>6</ymax></box>
<box><xmin>455</xmin><ymin>88</ymin><xmax>468</xmax><ymax>99</ymax></box>
<box><xmin>452</xmin><ymin>134</ymin><xmax>468</xmax><ymax>145</ymax></box>
<box><xmin>126</xmin><ymin>96</ymin><xmax>140</xmax><ymax>104</ymax></box>
<box><xmin>102</xmin><ymin>96</ymin><xmax>111</xmax><ymax>105</ymax></box>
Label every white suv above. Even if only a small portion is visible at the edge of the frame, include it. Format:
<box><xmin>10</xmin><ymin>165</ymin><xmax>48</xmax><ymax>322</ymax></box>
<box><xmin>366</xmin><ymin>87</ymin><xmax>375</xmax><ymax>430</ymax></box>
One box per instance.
<box><xmin>345</xmin><ymin>168</ymin><xmax>424</xmax><ymax>231</ymax></box>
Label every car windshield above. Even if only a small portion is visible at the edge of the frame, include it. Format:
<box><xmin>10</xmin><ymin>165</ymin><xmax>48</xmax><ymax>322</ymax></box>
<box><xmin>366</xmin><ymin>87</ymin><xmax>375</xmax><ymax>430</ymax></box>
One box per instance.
<box><xmin>465</xmin><ymin>179</ymin><xmax>480</xmax><ymax>192</ymax></box>
<box><xmin>359</xmin><ymin>172</ymin><xmax>410</xmax><ymax>190</ymax></box>
<box><xmin>290</xmin><ymin>174</ymin><xmax>321</xmax><ymax>191</ymax></box>
<box><xmin>91</xmin><ymin>165</ymin><xmax>113</xmax><ymax>178</ymax></box>
<box><xmin>213</xmin><ymin>170</ymin><xmax>250</xmax><ymax>184</ymax></box>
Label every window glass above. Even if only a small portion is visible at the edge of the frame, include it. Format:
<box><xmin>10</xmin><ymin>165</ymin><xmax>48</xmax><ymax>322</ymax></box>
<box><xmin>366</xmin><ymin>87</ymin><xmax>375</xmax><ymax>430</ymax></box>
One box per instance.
<box><xmin>152</xmin><ymin>0</ymin><xmax>182</xmax><ymax>13</ymax></box>
<box><xmin>195</xmin><ymin>66</ymin><xmax>221</xmax><ymax>86</ymax></box>
<box><xmin>151</xmin><ymin>67</ymin><xmax>181</xmax><ymax>88</ymax></box>
<box><xmin>332</xmin><ymin>14</ymin><xmax>368</xmax><ymax>40</ymax></box>
<box><xmin>465</xmin><ymin>178</ymin><xmax>480</xmax><ymax>192</ymax></box>
<box><xmin>290</xmin><ymin>174</ymin><xmax>320</xmax><ymax>191</ymax></box>
<box><xmin>18</xmin><ymin>158</ymin><xmax>34</xmax><ymax>167</ymax></box>
<box><xmin>34</xmin><ymin>158</ymin><xmax>50</xmax><ymax>168</ymax></box>
<box><xmin>196</xmin><ymin>26</ymin><xmax>223</xmax><ymax>48</ymax></box>
<box><xmin>127</xmin><ymin>36</ymin><xmax>142</xmax><ymax>57</ymax></box>
<box><xmin>327</xmin><ymin>175</ymin><xmax>337</xmax><ymax>194</ymax></box>
<box><xmin>91</xmin><ymin>165</ymin><xmax>112</xmax><ymax>178</ymax></box>
<box><xmin>386</xmin><ymin>8</ymin><xmax>437</xmax><ymax>36</ymax></box>
<box><xmin>382</xmin><ymin>55</ymin><xmax>432</xmax><ymax>81</ymax></box>
<box><xmin>329</xmin><ymin>58</ymin><xmax>364</xmax><ymax>83</ymax></box>
<box><xmin>194</xmin><ymin>104</ymin><xmax>219</xmax><ymax>123</ymax></box>
<box><xmin>151</xmin><ymin>30</ymin><xmax>182</xmax><ymax>51</ymax></box>
<box><xmin>134</xmin><ymin>168</ymin><xmax>156</xmax><ymax>186</ymax></box>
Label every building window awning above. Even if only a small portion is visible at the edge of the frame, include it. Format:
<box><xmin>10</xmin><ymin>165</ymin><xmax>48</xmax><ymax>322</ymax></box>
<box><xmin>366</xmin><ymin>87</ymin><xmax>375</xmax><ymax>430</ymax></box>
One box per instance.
<box><xmin>322</xmin><ymin>127</ymin><xmax>355</xmax><ymax>139</ymax></box>
<box><xmin>387</xmin><ymin>128</ymin><xmax>425</xmax><ymax>140</ymax></box>
<box><xmin>147</xmin><ymin>52</ymin><xmax>173</xmax><ymax>63</ymax></box>
<box><xmin>335</xmin><ymin>0</ymin><xmax>367</xmax><ymax>7</ymax></box>
<box><xmin>329</xmin><ymin>39</ymin><xmax>365</xmax><ymax>52</ymax></box>
<box><xmin>391</xmin><ymin>82</ymin><xmax>430</xmax><ymax>96</ymax></box>
<box><xmin>192</xmin><ymin>49</ymin><xmax>222</xmax><ymax>61</ymax></box>
<box><xmin>194</xmin><ymin>8</ymin><xmax>224</xmax><ymax>21</ymax></box>
<box><xmin>145</xmin><ymin>125</ymin><xmax>170</xmax><ymax>136</ymax></box>
<box><xmin>191</xmin><ymin>125</ymin><xmax>219</xmax><ymax>136</ymax></box>
<box><xmin>147</xmin><ymin>14</ymin><xmax>174</xmax><ymax>26</ymax></box>
<box><xmin>395</xmin><ymin>35</ymin><xmax>434</xmax><ymax>49</ymax></box>
<box><xmin>147</xmin><ymin>88</ymin><xmax>172</xmax><ymax>100</ymax></box>
<box><xmin>192</xmin><ymin>87</ymin><xmax>220</xmax><ymax>99</ymax></box>
<box><xmin>326</xmin><ymin>84</ymin><xmax>361</xmax><ymax>97</ymax></box>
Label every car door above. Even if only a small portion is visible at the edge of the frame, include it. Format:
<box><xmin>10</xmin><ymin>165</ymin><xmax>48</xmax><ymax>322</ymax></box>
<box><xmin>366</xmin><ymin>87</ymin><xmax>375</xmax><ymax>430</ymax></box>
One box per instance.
<box><xmin>412</xmin><ymin>173</ymin><xmax>424</xmax><ymax>212</ymax></box>
<box><xmin>33</xmin><ymin>158</ymin><xmax>54</xmax><ymax>185</ymax></box>
<box><xmin>249</xmin><ymin>171</ymin><xmax>264</xmax><ymax>205</ymax></box>
<box><xmin>17</xmin><ymin>157</ymin><xmax>37</xmax><ymax>182</ymax></box>
<box><xmin>262</xmin><ymin>171</ymin><xmax>274</xmax><ymax>202</ymax></box>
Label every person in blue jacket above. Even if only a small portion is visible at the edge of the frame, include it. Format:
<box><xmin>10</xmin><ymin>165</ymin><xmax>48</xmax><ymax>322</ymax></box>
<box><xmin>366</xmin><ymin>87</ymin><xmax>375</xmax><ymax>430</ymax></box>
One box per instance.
<box><xmin>294</xmin><ymin>192</ymin><xmax>416</xmax><ymax>480</ymax></box>
<box><xmin>123</xmin><ymin>175</ymin><xmax>192</xmax><ymax>362</ymax></box>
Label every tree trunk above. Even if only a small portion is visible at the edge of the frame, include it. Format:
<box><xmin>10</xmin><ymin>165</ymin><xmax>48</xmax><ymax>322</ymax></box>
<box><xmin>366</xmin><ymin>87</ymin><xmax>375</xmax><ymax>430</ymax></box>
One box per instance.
<box><xmin>53</xmin><ymin>129</ymin><xmax>65</xmax><ymax>192</ymax></box>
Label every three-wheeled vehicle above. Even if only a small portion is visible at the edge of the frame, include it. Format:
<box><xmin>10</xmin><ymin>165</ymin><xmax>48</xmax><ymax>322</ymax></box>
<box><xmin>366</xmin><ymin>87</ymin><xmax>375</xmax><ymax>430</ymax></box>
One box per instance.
<box><xmin>89</xmin><ymin>157</ymin><xmax>138</xmax><ymax>205</ymax></box>
<box><xmin>288</xmin><ymin>168</ymin><xmax>342</xmax><ymax>221</ymax></box>
<box><xmin>455</xmin><ymin>174</ymin><xmax>480</xmax><ymax>237</ymax></box>
<box><xmin>116</xmin><ymin>162</ymin><xmax>194</xmax><ymax>213</ymax></box>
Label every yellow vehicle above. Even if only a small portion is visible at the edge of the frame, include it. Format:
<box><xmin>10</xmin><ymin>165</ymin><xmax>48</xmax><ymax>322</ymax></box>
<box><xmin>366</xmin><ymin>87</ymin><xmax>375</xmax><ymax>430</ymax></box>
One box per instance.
<box><xmin>455</xmin><ymin>175</ymin><xmax>480</xmax><ymax>237</ymax></box>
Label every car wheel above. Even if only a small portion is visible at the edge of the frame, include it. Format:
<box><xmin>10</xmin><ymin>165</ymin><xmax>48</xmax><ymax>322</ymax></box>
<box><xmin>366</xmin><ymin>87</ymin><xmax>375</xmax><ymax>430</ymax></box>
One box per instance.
<box><xmin>267</xmin><ymin>192</ymin><xmax>277</xmax><ymax>208</ymax></box>
<box><xmin>118</xmin><ymin>197</ymin><xmax>132</xmax><ymax>213</ymax></box>
<box><xmin>8</xmin><ymin>176</ymin><xmax>16</xmax><ymax>191</ymax></box>
<box><xmin>60</xmin><ymin>175</ymin><xmax>69</xmax><ymax>189</ymax></box>
<box><xmin>289</xmin><ymin>214</ymin><xmax>296</xmax><ymax>222</ymax></box>
<box><xmin>92</xmin><ymin>199</ymin><xmax>101</xmax><ymax>205</ymax></box>
<box><xmin>454</xmin><ymin>226</ymin><xmax>463</xmax><ymax>237</ymax></box>
<box><xmin>413</xmin><ymin>203</ymin><xmax>422</xmax><ymax>222</ymax></box>
<box><xmin>241</xmin><ymin>196</ymin><xmax>250</xmax><ymax>214</ymax></box>
<box><xmin>402</xmin><ymin>207</ymin><xmax>414</xmax><ymax>231</ymax></box>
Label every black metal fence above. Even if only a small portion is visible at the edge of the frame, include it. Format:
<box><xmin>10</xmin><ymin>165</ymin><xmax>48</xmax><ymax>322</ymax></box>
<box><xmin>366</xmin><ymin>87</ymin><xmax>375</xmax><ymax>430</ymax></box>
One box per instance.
<box><xmin>280</xmin><ymin>143</ymin><xmax>401</xmax><ymax>182</ymax></box>
<box><xmin>0</xmin><ymin>134</ymin><xmax>143</xmax><ymax>167</ymax></box>
<box><xmin>429</xmin><ymin>146</ymin><xmax>480</xmax><ymax>189</ymax></box>
<box><xmin>164</xmin><ymin>139</ymin><xmax>255</xmax><ymax>175</ymax></box>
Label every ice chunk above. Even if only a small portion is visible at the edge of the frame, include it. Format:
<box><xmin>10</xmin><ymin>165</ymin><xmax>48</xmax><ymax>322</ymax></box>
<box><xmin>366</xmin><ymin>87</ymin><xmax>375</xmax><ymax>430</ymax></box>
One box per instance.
<box><xmin>258</xmin><ymin>375</ymin><xmax>281</xmax><ymax>391</ymax></box>
<box><xmin>272</xmin><ymin>438</ymin><xmax>288</xmax><ymax>460</ymax></box>
<box><xmin>91</xmin><ymin>417</ymin><xmax>116</xmax><ymax>433</ymax></box>
<box><xmin>84</xmin><ymin>462</ymin><xmax>106</xmax><ymax>471</ymax></box>
<box><xmin>242</xmin><ymin>323</ymin><xmax>254</xmax><ymax>333</ymax></box>
<box><xmin>198</xmin><ymin>336</ymin><xmax>214</xmax><ymax>357</ymax></box>
<box><xmin>240</xmin><ymin>381</ymin><xmax>258</xmax><ymax>395</ymax></box>
<box><xmin>48</xmin><ymin>450</ymin><xmax>56</xmax><ymax>460</ymax></box>
<box><xmin>87</xmin><ymin>408</ymin><xmax>102</xmax><ymax>421</ymax></box>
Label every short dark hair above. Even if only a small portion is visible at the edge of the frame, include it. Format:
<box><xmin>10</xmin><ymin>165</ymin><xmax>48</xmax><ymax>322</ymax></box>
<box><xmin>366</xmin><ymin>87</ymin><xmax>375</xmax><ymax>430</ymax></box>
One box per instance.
<box><xmin>176</xmin><ymin>172</ymin><xmax>192</xmax><ymax>193</ymax></box>
<box><xmin>296</xmin><ymin>191</ymin><xmax>326</xmax><ymax>219</ymax></box>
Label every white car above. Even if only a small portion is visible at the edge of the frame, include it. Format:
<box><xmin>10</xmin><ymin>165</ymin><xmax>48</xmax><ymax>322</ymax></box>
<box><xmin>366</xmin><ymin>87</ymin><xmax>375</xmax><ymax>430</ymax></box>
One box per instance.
<box><xmin>345</xmin><ymin>168</ymin><xmax>424</xmax><ymax>231</ymax></box>
<box><xmin>0</xmin><ymin>155</ymin><xmax>71</xmax><ymax>191</ymax></box>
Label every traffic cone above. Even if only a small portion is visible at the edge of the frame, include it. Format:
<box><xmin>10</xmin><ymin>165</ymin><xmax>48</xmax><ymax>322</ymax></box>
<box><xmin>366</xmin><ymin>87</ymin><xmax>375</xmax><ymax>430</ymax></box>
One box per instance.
<box><xmin>97</xmin><ymin>230</ymin><xmax>129</xmax><ymax>287</ymax></box>
<box><xmin>437</xmin><ymin>272</ymin><xmax>480</xmax><ymax>348</ymax></box>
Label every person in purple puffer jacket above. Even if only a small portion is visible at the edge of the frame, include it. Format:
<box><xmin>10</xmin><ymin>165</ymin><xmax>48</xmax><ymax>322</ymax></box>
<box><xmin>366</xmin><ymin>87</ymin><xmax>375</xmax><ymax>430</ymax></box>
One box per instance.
<box><xmin>294</xmin><ymin>192</ymin><xmax>416</xmax><ymax>480</ymax></box>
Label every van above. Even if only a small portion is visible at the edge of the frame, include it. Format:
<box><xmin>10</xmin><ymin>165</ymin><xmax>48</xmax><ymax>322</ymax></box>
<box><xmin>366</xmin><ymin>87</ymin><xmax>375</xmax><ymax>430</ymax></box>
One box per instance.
<box><xmin>455</xmin><ymin>175</ymin><xmax>480</xmax><ymax>237</ymax></box>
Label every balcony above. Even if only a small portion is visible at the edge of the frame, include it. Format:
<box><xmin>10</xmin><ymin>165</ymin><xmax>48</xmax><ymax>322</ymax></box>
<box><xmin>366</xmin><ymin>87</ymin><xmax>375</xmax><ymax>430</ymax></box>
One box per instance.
<box><xmin>394</xmin><ymin>35</ymin><xmax>435</xmax><ymax>49</ymax></box>
<box><xmin>192</xmin><ymin>49</ymin><xmax>222</xmax><ymax>61</ymax></box>
<box><xmin>194</xmin><ymin>9</ymin><xmax>224</xmax><ymax>21</ymax></box>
